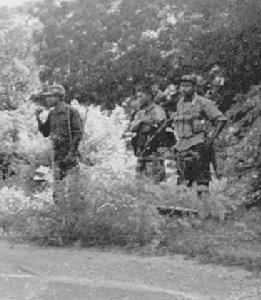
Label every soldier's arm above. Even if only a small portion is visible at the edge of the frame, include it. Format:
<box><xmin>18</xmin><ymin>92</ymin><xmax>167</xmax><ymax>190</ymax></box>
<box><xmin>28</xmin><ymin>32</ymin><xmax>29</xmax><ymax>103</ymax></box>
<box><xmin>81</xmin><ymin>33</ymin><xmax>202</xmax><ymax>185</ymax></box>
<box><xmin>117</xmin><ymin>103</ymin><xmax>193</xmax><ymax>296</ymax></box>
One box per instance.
<box><xmin>150</xmin><ymin>105</ymin><xmax>167</xmax><ymax>128</ymax></box>
<box><xmin>69</xmin><ymin>109</ymin><xmax>84</xmax><ymax>153</ymax></box>
<box><xmin>208</xmin><ymin>120</ymin><xmax>226</xmax><ymax>146</ymax></box>
<box><xmin>129</xmin><ymin>111</ymin><xmax>144</xmax><ymax>132</ymax></box>
<box><xmin>37</xmin><ymin>112</ymin><xmax>51</xmax><ymax>137</ymax></box>
<box><xmin>202</xmin><ymin>99</ymin><xmax>227</xmax><ymax>144</ymax></box>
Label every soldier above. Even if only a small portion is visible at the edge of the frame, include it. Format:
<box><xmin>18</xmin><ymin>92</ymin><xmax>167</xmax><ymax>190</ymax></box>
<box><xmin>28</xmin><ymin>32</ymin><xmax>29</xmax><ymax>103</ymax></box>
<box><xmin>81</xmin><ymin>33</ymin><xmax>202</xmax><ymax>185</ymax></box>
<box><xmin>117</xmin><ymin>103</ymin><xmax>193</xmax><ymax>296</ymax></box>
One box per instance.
<box><xmin>35</xmin><ymin>84</ymin><xmax>83</xmax><ymax>202</ymax></box>
<box><xmin>130</xmin><ymin>87</ymin><xmax>167</xmax><ymax>183</ymax></box>
<box><xmin>173</xmin><ymin>75</ymin><xmax>227</xmax><ymax>198</ymax></box>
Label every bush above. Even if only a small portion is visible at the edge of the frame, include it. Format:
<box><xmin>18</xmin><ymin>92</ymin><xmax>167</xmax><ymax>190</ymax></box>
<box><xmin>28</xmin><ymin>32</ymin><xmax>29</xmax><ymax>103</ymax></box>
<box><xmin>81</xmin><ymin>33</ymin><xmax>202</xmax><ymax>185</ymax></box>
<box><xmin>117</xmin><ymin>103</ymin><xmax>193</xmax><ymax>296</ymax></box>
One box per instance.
<box><xmin>19</xmin><ymin>161</ymin><xmax>237</xmax><ymax>248</ymax></box>
<box><xmin>24</xmin><ymin>165</ymin><xmax>166</xmax><ymax>247</ymax></box>
<box><xmin>225</xmin><ymin>85</ymin><xmax>261</xmax><ymax>204</ymax></box>
<box><xmin>0</xmin><ymin>100</ymin><xmax>237</xmax><ymax>251</ymax></box>
<box><xmin>0</xmin><ymin>185</ymin><xmax>48</xmax><ymax>234</ymax></box>
<box><xmin>73</xmin><ymin>102</ymin><xmax>129</xmax><ymax>165</ymax></box>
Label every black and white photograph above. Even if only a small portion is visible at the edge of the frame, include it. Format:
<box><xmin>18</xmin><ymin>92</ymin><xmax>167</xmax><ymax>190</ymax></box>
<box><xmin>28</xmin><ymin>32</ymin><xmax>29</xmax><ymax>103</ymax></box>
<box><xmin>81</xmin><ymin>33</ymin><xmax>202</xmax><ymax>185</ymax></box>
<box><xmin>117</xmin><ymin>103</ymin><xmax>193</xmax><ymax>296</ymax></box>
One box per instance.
<box><xmin>0</xmin><ymin>0</ymin><xmax>261</xmax><ymax>299</ymax></box>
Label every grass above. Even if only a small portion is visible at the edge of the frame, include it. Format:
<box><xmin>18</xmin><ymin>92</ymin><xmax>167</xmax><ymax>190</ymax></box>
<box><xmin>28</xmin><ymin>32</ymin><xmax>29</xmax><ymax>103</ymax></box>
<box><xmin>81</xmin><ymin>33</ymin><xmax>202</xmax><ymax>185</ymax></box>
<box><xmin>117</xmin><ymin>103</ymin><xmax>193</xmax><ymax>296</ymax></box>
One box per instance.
<box><xmin>163</xmin><ymin>207</ymin><xmax>261</xmax><ymax>273</ymax></box>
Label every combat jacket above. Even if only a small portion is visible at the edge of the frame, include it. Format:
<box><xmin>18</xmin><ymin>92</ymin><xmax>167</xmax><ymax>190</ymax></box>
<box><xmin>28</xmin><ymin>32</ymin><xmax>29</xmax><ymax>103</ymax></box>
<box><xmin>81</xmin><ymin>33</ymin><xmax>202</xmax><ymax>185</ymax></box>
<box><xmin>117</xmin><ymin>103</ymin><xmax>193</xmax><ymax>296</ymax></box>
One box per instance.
<box><xmin>130</xmin><ymin>103</ymin><xmax>166</xmax><ymax>132</ymax></box>
<box><xmin>174</xmin><ymin>93</ymin><xmax>227</xmax><ymax>152</ymax></box>
<box><xmin>130</xmin><ymin>103</ymin><xmax>166</xmax><ymax>156</ymax></box>
<box><xmin>39</xmin><ymin>104</ymin><xmax>83</xmax><ymax>162</ymax></box>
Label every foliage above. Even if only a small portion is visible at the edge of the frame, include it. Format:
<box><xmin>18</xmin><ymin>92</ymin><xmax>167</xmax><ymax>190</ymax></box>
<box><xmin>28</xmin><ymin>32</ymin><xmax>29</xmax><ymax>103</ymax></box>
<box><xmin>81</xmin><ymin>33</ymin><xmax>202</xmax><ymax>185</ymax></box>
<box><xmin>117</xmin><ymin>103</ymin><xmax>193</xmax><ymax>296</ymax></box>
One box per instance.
<box><xmin>72</xmin><ymin>102</ymin><xmax>129</xmax><ymax>165</ymax></box>
<box><xmin>26</xmin><ymin>0</ymin><xmax>261</xmax><ymax>112</ymax></box>
<box><xmin>16</xmin><ymin>159</ymin><xmax>236</xmax><ymax>247</ymax></box>
<box><xmin>0</xmin><ymin>8</ymin><xmax>41</xmax><ymax>109</ymax></box>
<box><xmin>0</xmin><ymin>103</ymin><xmax>51</xmax><ymax>188</ymax></box>
<box><xmin>0</xmin><ymin>1</ymin><xmax>260</xmax><ymax>263</ymax></box>
<box><xmin>225</xmin><ymin>85</ymin><xmax>261</xmax><ymax>203</ymax></box>
<box><xmin>24</xmin><ymin>166</ymin><xmax>165</xmax><ymax>247</ymax></box>
<box><xmin>0</xmin><ymin>185</ymin><xmax>47</xmax><ymax>233</ymax></box>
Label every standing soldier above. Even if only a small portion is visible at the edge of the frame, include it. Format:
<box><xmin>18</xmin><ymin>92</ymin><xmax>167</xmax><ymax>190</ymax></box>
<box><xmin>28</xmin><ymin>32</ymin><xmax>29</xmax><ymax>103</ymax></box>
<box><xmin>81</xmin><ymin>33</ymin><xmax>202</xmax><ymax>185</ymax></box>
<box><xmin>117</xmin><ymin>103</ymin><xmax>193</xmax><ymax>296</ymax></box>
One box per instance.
<box><xmin>173</xmin><ymin>75</ymin><xmax>227</xmax><ymax>199</ymax></box>
<box><xmin>130</xmin><ymin>87</ymin><xmax>167</xmax><ymax>183</ymax></box>
<box><xmin>35</xmin><ymin>84</ymin><xmax>83</xmax><ymax>202</ymax></box>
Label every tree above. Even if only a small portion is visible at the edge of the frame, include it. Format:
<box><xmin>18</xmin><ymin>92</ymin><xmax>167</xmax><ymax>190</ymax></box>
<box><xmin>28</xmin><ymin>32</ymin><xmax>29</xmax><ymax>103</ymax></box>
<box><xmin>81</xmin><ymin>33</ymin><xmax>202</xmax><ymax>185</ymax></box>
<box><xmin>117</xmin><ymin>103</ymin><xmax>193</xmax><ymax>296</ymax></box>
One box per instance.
<box><xmin>28</xmin><ymin>0</ymin><xmax>261</xmax><ymax>112</ymax></box>
<box><xmin>0</xmin><ymin>7</ymin><xmax>41</xmax><ymax>109</ymax></box>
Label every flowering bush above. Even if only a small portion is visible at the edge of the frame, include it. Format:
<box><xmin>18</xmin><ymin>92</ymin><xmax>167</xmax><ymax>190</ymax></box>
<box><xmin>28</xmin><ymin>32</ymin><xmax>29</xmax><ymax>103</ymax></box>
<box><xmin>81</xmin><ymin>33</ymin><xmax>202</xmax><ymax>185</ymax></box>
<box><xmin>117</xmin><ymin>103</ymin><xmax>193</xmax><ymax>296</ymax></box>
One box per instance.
<box><xmin>0</xmin><ymin>103</ymin><xmax>51</xmax><ymax>193</ymax></box>
<box><xmin>0</xmin><ymin>186</ymin><xmax>40</xmax><ymax>234</ymax></box>
<box><xmin>14</xmin><ymin>103</ymin><xmax>51</xmax><ymax>162</ymax></box>
<box><xmin>21</xmin><ymin>160</ymin><xmax>236</xmax><ymax>247</ymax></box>
<box><xmin>73</xmin><ymin>102</ymin><xmax>129</xmax><ymax>165</ymax></box>
<box><xmin>24</xmin><ymin>165</ymin><xmax>166</xmax><ymax>246</ymax></box>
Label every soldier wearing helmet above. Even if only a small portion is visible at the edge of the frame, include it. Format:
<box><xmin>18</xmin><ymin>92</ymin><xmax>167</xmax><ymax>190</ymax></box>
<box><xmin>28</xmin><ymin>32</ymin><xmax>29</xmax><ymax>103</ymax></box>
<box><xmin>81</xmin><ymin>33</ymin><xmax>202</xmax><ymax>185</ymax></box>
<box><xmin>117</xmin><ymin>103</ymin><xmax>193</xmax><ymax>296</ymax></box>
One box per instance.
<box><xmin>173</xmin><ymin>74</ymin><xmax>227</xmax><ymax>203</ymax></box>
<box><xmin>35</xmin><ymin>84</ymin><xmax>83</xmax><ymax>203</ymax></box>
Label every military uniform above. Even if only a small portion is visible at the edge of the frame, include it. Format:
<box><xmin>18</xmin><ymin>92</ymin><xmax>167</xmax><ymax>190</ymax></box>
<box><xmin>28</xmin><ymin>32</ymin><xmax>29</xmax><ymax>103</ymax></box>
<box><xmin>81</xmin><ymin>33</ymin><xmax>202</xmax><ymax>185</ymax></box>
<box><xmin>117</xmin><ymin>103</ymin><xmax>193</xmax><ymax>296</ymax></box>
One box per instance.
<box><xmin>130</xmin><ymin>102</ymin><xmax>167</xmax><ymax>182</ymax></box>
<box><xmin>39</xmin><ymin>104</ymin><xmax>83</xmax><ymax>180</ymax></box>
<box><xmin>174</xmin><ymin>93</ymin><xmax>227</xmax><ymax>187</ymax></box>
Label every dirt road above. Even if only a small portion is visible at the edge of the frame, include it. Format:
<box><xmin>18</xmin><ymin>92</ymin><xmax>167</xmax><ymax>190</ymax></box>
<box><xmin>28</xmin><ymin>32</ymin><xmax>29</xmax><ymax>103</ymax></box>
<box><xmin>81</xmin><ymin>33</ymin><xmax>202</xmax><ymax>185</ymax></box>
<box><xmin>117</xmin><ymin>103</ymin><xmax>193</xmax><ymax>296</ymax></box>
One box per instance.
<box><xmin>0</xmin><ymin>241</ymin><xmax>260</xmax><ymax>300</ymax></box>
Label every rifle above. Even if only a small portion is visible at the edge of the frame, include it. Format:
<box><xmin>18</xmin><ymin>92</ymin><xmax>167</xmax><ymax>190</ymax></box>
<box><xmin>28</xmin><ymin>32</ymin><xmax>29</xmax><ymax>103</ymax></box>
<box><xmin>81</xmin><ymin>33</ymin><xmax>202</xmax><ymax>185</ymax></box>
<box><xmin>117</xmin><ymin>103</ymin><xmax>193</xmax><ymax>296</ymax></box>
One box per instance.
<box><xmin>137</xmin><ymin>117</ymin><xmax>174</xmax><ymax>157</ymax></box>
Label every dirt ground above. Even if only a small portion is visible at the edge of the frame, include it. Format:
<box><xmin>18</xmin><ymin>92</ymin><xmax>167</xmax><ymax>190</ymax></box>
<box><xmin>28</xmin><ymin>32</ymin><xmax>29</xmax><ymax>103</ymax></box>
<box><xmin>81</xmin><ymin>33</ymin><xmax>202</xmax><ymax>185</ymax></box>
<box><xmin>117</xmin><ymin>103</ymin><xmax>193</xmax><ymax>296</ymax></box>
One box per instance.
<box><xmin>0</xmin><ymin>240</ymin><xmax>261</xmax><ymax>300</ymax></box>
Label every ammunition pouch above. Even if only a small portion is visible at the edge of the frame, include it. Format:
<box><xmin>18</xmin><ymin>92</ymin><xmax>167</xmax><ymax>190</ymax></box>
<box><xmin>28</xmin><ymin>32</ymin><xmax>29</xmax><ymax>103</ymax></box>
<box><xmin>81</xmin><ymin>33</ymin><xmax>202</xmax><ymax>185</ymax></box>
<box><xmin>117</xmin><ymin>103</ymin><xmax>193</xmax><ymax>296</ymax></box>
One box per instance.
<box><xmin>174</xmin><ymin>114</ymin><xmax>207</xmax><ymax>139</ymax></box>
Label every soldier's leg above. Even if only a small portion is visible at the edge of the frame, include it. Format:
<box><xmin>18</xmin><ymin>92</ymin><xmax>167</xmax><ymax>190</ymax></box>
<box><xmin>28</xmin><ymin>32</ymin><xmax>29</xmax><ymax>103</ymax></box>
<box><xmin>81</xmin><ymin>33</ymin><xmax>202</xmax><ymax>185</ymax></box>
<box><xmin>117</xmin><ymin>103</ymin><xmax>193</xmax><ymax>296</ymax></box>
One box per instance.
<box><xmin>176</xmin><ymin>149</ymin><xmax>196</xmax><ymax>187</ymax></box>
<box><xmin>210</xmin><ymin>145</ymin><xmax>222</xmax><ymax>179</ymax></box>
<box><xmin>53</xmin><ymin>162</ymin><xmax>62</xmax><ymax>204</ymax></box>
<box><xmin>151</xmin><ymin>158</ymin><xmax>166</xmax><ymax>183</ymax></box>
<box><xmin>196</xmin><ymin>144</ymin><xmax>211</xmax><ymax>217</ymax></box>
<box><xmin>176</xmin><ymin>151</ymin><xmax>185</xmax><ymax>185</ymax></box>
<box><xmin>196</xmin><ymin>144</ymin><xmax>211</xmax><ymax>188</ymax></box>
<box><xmin>53</xmin><ymin>160</ymin><xmax>75</xmax><ymax>204</ymax></box>
<box><xmin>157</xmin><ymin>159</ymin><xmax>166</xmax><ymax>182</ymax></box>
<box><xmin>60</xmin><ymin>157</ymin><xmax>79</xmax><ymax>179</ymax></box>
<box><xmin>196</xmin><ymin>184</ymin><xmax>211</xmax><ymax>218</ymax></box>
<box><xmin>136</xmin><ymin>157</ymin><xmax>146</xmax><ymax>177</ymax></box>
<box><xmin>58</xmin><ymin>159</ymin><xmax>79</xmax><ymax>202</ymax></box>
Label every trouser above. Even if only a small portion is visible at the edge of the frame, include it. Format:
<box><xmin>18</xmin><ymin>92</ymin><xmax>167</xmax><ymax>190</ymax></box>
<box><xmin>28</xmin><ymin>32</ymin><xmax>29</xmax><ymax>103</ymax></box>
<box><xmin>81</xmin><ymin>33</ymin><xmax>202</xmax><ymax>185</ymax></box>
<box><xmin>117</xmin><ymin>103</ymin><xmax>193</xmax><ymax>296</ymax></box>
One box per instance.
<box><xmin>136</xmin><ymin>156</ymin><xmax>165</xmax><ymax>183</ymax></box>
<box><xmin>176</xmin><ymin>144</ymin><xmax>212</xmax><ymax>215</ymax></box>
<box><xmin>176</xmin><ymin>143</ymin><xmax>211</xmax><ymax>188</ymax></box>
<box><xmin>53</xmin><ymin>160</ymin><xmax>79</xmax><ymax>204</ymax></box>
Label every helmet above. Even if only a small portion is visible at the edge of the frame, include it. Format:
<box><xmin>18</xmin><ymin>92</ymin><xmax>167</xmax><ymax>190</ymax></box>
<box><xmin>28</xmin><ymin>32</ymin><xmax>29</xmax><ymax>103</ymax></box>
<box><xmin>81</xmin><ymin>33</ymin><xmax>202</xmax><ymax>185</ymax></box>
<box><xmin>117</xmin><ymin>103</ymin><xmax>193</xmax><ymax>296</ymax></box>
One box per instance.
<box><xmin>42</xmin><ymin>84</ymin><xmax>65</xmax><ymax>96</ymax></box>
<box><xmin>179</xmin><ymin>74</ymin><xmax>197</xmax><ymax>85</ymax></box>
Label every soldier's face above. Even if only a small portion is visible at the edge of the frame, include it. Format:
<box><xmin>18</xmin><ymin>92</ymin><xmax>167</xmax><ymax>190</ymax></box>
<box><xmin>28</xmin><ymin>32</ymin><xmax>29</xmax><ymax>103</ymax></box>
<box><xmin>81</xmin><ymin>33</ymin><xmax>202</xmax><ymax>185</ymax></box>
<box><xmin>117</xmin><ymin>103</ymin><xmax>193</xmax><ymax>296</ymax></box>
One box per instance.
<box><xmin>46</xmin><ymin>95</ymin><xmax>60</xmax><ymax>107</ymax></box>
<box><xmin>136</xmin><ymin>92</ymin><xmax>146</xmax><ymax>101</ymax></box>
<box><xmin>179</xmin><ymin>82</ymin><xmax>194</xmax><ymax>96</ymax></box>
<box><xmin>138</xmin><ymin>92</ymin><xmax>151</xmax><ymax>108</ymax></box>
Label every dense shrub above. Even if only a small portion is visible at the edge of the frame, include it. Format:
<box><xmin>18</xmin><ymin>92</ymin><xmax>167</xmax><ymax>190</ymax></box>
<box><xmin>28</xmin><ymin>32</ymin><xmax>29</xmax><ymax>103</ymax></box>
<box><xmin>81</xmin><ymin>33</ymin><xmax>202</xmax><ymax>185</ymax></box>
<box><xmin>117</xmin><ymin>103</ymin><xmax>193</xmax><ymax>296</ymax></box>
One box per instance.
<box><xmin>24</xmin><ymin>166</ymin><xmax>165</xmax><ymax>247</ymax></box>
<box><xmin>0</xmin><ymin>100</ymin><xmax>235</xmax><ymax>246</ymax></box>
<box><xmin>17</xmin><ymin>160</ymin><xmax>235</xmax><ymax>247</ymax></box>
<box><xmin>225</xmin><ymin>85</ymin><xmax>261</xmax><ymax>204</ymax></box>
<box><xmin>0</xmin><ymin>185</ymin><xmax>48</xmax><ymax>234</ymax></box>
<box><xmin>72</xmin><ymin>102</ymin><xmax>129</xmax><ymax>165</ymax></box>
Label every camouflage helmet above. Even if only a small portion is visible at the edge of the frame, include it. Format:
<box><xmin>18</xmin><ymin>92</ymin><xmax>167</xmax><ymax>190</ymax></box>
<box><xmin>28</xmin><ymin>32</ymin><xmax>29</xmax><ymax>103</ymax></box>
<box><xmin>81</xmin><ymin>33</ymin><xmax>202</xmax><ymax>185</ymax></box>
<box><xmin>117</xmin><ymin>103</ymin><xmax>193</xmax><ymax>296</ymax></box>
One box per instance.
<box><xmin>42</xmin><ymin>84</ymin><xmax>65</xmax><ymax>96</ymax></box>
<box><xmin>179</xmin><ymin>74</ymin><xmax>197</xmax><ymax>85</ymax></box>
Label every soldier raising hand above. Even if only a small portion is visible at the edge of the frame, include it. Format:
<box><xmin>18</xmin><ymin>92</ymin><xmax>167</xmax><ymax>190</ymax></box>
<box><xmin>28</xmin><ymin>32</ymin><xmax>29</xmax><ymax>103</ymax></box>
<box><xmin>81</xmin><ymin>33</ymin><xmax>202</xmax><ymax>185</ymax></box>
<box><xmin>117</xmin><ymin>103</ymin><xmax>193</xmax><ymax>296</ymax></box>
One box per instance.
<box><xmin>35</xmin><ymin>84</ymin><xmax>83</xmax><ymax>203</ymax></box>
